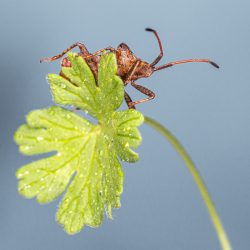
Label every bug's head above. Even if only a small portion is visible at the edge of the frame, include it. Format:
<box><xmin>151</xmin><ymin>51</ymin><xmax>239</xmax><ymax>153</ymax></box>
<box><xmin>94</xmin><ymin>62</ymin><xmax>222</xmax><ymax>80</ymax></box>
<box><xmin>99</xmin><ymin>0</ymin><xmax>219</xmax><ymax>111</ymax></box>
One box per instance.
<box><xmin>116</xmin><ymin>43</ymin><xmax>155</xmax><ymax>82</ymax></box>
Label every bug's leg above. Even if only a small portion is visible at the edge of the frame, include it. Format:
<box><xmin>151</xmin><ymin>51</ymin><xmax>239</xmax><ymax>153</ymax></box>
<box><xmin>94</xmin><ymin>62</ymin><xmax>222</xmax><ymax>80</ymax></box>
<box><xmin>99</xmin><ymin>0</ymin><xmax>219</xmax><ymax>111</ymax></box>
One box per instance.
<box><xmin>82</xmin><ymin>46</ymin><xmax>116</xmax><ymax>59</ymax></box>
<box><xmin>145</xmin><ymin>28</ymin><xmax>164</xmax><ymax>66</ymax></box>
<box><xmin>124</xmin><ymin>91</ymin><xmax>136</xmax><ymax>109</ymax></box>
<box><xmin>128</xmin><ymin>81</ymin><xmax>155</xmax><ymax>109</ymax></box>
<box><xmin>154</xmin><ymin>58</ymin><xmax>219</xmax><ymax>71</ymax></box>
<box><xmin>40</xmin><ymin>42</ymin><xmax>90</xmax><ymax>63</ymax></box>
<box><xmin>124</xmin><ymin>60</ymin><xmax>141</xmax><ymax>85</ymax></box>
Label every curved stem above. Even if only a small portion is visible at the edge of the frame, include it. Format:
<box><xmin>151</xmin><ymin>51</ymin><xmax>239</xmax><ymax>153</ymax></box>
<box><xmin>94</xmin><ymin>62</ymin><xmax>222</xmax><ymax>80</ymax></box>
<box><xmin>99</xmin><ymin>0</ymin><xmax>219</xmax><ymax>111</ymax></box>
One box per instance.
<box><xmin>144</xmin><ymin>116</ymin><xmax>232</xmax><ymax>250</ymax></box>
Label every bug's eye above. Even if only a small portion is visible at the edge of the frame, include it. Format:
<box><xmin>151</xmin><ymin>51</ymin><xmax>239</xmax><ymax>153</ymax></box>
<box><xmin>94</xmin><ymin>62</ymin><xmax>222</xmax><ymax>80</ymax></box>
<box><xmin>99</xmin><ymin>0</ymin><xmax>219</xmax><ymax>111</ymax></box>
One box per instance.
<box><xmin>118</xmin><ymin>43</ymin><xmax>132</xmax><ymax>52</ymax></box>
<box><xmin>119</xmin><ymin>43</ymin><xmax>127</xmax><ymax>49</ymax></box>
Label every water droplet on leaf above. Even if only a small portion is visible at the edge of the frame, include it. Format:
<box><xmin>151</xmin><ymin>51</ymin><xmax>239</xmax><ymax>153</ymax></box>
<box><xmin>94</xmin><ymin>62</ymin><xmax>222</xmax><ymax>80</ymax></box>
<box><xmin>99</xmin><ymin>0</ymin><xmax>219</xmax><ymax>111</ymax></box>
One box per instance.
<box><xmin>17</xmin><ymin>172</ymin><xmax>23</xmax><ymax>178</ymax></box>
<box><xmin>24</xmin><ymin>146</ymin><xmax>30</xmax><ymax>151</ymax></box>
<box><xmin>23</xmin><ymin>184</ymin><xmax>31</xmax><ymax>190</ymax></box>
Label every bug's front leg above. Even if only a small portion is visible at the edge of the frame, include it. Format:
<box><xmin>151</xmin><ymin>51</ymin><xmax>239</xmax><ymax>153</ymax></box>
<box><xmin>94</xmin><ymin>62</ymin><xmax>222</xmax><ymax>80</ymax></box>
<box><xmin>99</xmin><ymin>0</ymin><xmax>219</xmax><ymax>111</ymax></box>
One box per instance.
<box><xmin>128</xmin><ymin>81</ymin><xmax>155</xmax><ymax>109</ymax></box>
<box><xmin>124</xmin><ymin>91</ymin><xmax>136</xmax><ymax>109</ymax></box>
<box><xmin>40</xmin><ymin>42</ymin><xmax>90</xmax><ymax>63</ymax></box>
<box><xmin>124</xmin><ymin>60</ymin><xmax>141</xmax><ymax>85</ymax></box>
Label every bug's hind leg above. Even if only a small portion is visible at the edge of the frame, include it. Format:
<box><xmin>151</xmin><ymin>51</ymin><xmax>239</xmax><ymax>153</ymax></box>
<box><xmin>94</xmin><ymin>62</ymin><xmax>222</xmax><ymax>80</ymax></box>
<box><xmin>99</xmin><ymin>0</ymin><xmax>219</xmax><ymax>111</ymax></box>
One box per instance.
<box><xmin>128</xmin><ymin>82</ymin><xmax>155</xmax><ymax>109</ymax></box>
<box><xmin>40</xmin><ymin>42</ymin><xmax>90</xmax><ymax>63</ymax></box>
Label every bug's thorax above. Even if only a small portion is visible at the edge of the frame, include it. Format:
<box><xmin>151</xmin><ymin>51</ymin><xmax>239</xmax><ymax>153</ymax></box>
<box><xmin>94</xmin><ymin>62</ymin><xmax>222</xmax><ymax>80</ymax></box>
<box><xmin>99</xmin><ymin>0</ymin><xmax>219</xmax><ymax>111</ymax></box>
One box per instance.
<box><xmin>116</xmin><ymin>43</ymin><xmax>154</xmax><ymax>83</ymax></box>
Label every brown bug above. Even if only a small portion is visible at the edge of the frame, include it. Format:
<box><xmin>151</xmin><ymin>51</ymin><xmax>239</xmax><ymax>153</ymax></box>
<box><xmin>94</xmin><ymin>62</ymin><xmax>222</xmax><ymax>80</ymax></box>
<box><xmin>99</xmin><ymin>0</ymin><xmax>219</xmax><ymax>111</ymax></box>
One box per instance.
<box><xmin>40</xmin><ymin>28</ymin><xmax>219</xmax><ymax>109</ymax></box>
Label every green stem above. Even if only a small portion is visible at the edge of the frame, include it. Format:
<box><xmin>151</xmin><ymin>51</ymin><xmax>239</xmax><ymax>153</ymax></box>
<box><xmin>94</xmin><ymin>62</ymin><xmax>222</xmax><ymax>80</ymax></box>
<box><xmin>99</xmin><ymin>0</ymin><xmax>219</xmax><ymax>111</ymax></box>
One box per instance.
<box><xmin>144</xmin><ymin>116</ymin><xmax>232</xmax><ymax>250</ymax></box>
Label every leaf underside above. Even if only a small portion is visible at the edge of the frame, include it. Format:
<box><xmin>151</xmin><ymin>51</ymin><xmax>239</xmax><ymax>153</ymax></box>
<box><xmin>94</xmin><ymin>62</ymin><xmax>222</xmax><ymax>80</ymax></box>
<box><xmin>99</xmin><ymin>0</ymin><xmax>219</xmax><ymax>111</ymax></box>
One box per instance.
<box><xmin>15</xmin><ymin>52</ymin><xmax>144</xmax><ymax>234</ymax></box>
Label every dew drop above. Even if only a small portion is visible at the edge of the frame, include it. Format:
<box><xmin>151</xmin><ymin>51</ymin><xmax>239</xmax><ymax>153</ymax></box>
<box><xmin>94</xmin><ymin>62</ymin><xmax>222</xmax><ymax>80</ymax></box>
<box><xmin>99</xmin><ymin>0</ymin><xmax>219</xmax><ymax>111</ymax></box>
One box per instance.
<box><xmin>24</xmin><ymin>146</ymin><xmax>30</xmax><ymax>151</ymax></box>
<box><xmin>66</xmin><ymin>114</ymin><xmax>71</xmax><ymax>119</ymax></box>
<box><xmin>37</xmin><ymin>136</ymin><xmax>44</xmax><ymax>141</ymax></box>
<box><xmin>23</xmin><ymin>184</ymin><xmax>31</xmax><ymax>190</ymax></box>
<box><xmin>125</xmin><ymin>142</ymin><xmax>129</xmax><ymax>147</ymax></box>
<box><xmin>17</xmin><ymin>173</ymin><xmax>23</xmax><ymax>178</ymax></box>
<box><xmin>61</xmin><ymin>83</ymin><xmax>66</xmax><ymax>89</ymax></box>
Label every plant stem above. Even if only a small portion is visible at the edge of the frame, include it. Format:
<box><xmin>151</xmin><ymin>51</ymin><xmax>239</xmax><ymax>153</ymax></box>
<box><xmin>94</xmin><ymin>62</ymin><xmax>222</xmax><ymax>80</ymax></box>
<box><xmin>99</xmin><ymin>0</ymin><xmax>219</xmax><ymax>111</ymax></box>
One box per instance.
<box><xmin>144</xmin><ymin>116</ymin><xmax>232</xmax><ymax>250</ymax></box>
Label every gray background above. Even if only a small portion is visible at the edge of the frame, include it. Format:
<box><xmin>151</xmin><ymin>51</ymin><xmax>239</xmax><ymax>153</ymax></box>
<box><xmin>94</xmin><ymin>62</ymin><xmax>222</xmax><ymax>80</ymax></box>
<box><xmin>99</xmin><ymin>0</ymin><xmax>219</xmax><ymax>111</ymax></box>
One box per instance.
<box><xmin>1</xmin><ymin>0</ymin><xmax>250</xmax><ymax>249</ymax></box>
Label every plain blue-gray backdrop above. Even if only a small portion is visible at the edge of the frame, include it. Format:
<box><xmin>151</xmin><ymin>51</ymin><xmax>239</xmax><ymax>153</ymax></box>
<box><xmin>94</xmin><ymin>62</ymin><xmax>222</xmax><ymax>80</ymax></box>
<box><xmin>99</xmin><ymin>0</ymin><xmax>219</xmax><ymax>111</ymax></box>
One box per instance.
<box><xmin>1</xmin><ymin>0</ymin><xmax>250</xmax><ymax>249</ymax></box>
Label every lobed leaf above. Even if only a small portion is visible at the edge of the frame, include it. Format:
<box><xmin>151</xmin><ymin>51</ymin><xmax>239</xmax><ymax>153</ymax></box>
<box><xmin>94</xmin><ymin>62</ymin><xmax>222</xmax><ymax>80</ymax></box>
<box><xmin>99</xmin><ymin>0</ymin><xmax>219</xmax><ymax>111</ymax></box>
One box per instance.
<box><xmin>15</xmin><ymin>52</ymin><xmax>144</xmax><ymax>234</ymax></box>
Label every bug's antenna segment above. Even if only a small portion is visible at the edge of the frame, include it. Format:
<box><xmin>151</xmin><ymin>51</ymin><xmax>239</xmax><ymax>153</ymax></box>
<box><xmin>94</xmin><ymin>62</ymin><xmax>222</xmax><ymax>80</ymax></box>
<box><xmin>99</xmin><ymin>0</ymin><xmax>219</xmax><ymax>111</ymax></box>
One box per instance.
<box><xmin>145</xmin><ymin>28</ymin><xmax>164</xmax><ymax>66</ymax></box>
<box><xmin>154</xmin><ymin>59</ymin><xmax>219</xmax><ymax>71</ymax></box>
<box><xmin>209</xmin><ymin>61</ymin><xmax>220</xmax><ymax>68</ymax></box>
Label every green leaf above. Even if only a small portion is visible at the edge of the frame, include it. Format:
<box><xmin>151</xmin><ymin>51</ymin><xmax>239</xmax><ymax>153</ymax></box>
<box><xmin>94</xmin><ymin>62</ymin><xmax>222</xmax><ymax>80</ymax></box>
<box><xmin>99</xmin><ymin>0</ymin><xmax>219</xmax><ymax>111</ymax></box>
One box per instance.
<box><xmin>15</xmin><ymin>52</ymin><xmax>144</xmax><ymax>234</ymax></box>
<box><xmin>97</xmin><ymin>52</ymin><xmax>124</xmax><ymax>113</ymax></box>
<box><xmin>48</xmin><ymin>52</ymin><xmax>125</xmax><ymax>120</ymax></box>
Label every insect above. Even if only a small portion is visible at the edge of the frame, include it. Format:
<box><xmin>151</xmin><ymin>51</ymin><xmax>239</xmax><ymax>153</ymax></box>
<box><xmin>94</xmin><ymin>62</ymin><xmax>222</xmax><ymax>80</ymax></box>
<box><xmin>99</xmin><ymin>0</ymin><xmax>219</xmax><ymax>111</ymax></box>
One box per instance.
<box><xmin>40</xmin><ymin>28</ymin><xmax>219</xmax><ymax>109</ymax></box>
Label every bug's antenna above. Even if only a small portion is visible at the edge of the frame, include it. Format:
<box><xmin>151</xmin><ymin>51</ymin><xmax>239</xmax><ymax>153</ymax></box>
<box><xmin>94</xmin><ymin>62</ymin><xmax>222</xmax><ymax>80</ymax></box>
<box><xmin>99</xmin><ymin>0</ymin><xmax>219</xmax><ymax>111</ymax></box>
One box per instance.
<box><xmin>154</xmin><ymin>59</ymin><xmax>219</xmax><ymax>71</ymax></box>
<box><xmin>145</xmin><ymin>28</ymin><xmax>164</xmax><ymax>66</ymax></box>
